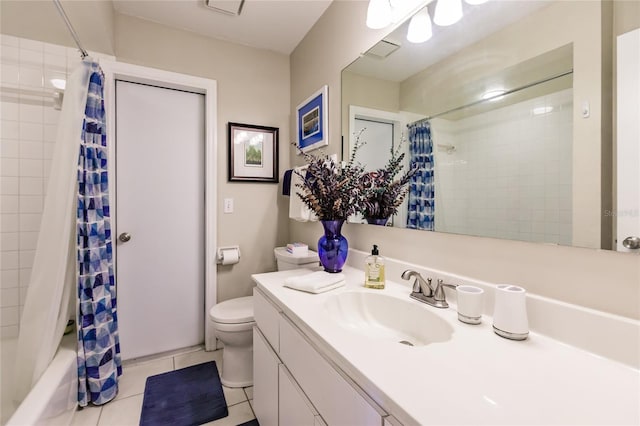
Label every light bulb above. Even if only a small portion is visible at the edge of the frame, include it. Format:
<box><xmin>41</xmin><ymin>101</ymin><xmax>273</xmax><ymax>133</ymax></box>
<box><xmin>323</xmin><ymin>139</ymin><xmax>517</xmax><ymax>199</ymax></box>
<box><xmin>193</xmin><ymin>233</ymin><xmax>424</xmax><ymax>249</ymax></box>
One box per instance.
<box><xmin>366</xmin><ymin>0</ymin><xmax>392</xmax><ymax>29</ymax></box>
<box><xmin>465</xmin><ymin>0</ymin><xmax>488</xmax><ymax>4</ymax></box>
<box><xmin>434</xmin><ymin>0</ymin><xmax>463</xmax><ymax>26</ymax></box>
<box><xmin>407</xmin><ymin>8</ymin><xmax>433</xmax><ymax>43</ymax></box>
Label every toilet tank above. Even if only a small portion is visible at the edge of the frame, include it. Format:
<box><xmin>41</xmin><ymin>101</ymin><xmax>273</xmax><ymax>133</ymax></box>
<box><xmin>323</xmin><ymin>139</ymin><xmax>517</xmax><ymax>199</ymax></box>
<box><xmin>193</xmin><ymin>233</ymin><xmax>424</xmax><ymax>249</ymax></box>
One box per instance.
<box><xmin>274</xmin><ymin>247</ymin><xmax>320</xmax><ymax>271</ymax></box>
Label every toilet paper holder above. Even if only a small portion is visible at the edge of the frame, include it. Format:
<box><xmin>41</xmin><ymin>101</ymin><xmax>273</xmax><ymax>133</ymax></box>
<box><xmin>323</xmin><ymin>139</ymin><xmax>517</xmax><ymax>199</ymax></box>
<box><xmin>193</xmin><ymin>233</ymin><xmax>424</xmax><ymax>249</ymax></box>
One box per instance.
<box><xmin>217</xmin><ymin>245</ymin><xmax>241</xmax><ymax>265</ymax></box>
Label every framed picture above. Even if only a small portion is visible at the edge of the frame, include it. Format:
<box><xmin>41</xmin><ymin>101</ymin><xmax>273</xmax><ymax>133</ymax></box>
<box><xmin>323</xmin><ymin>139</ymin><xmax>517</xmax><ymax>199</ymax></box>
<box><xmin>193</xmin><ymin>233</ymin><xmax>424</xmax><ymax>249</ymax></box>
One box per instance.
<box><xmin>296</xmin><ymin>85</ymin><xmax>328</xmax><ymax>153</ymax></box>
<box><xmin>228</xmin><ymin>122</ymin><xmax>279</xmax><ymax>183</ymax></box>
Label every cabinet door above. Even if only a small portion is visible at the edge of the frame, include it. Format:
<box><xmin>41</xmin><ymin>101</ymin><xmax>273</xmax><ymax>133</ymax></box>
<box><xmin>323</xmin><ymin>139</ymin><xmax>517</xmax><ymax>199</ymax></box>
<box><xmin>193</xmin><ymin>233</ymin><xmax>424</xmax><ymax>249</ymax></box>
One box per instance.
<box><xmin>279</xmin><ymin>316</ymin><xmax>384</xmax><ymax>426</ymax></box>
<box><xmin>279</xmin><ymin>365</ymin><xmax>319</xmax><ymax>426</ymax></box>
<box><xmin>254</xmin><ymin>287</ymin><xmax>281</xmax><ymax>352</ymax></box>
<box><xmin>253</xmin><ymin>327</ymin><xmax>280</xmax><ymax>426</ymax></box>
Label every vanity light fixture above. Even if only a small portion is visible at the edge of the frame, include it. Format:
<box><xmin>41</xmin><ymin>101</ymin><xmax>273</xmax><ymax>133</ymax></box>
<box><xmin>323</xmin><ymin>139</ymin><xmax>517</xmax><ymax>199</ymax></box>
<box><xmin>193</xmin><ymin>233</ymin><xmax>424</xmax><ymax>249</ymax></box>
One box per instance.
<box><xmin>434</xmin><ymin>0</ymin><xmax>463</xmax><ymax>26</ymax></box>
<box><xmin>407</xmin><ymin>7</ymin><xmax>433</xmax><ymax>43</ymax></box>
<box><xmin>366</xmin><ymin>0</ymin><xmax>393</xmax><ymax>29</ymax></box>
<box><xmin>464</xmin><ymin>0</ymin><xmax>488</xmax><ymax>5</ymax></box>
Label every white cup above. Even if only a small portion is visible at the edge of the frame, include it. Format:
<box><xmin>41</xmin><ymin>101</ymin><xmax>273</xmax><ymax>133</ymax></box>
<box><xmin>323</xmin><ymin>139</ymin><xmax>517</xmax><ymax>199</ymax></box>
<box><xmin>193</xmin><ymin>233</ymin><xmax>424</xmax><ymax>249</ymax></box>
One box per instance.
<box><xmin>456</xmin><ymin>285</ymin><xmax>484</xmax><ymax>324</ymax></box>
<box><xmin>493</xmin><ymin>284</ymin><xmax>529</xmax><ymax>340</ymax></box>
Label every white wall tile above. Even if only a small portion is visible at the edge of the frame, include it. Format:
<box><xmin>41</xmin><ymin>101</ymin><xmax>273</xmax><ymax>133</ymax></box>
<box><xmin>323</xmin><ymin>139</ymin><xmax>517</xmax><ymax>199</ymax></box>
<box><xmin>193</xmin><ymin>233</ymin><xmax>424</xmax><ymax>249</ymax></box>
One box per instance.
<box><xmin>1</xmin><ymin>232</ymin><xmax>19</xmax><ymax>251</ymax></box>
<box><xmin>18</xmin><ymin>65</ymin><xmax>43</xmax><ymax>88</ymax></box>
<box><xmin>19</xmin><ymin>213</ymin><xmax>41</xmax><ymax>232</ymax></box>
<box><xmin>1</xmin><ymin>325</ymin><xmax>19</xmax><ymax>339</ymax></box>
<box><xmin>19</xmin><ymin>38</ymin><xmax>43</xmax><ymax>52</ymax></box>
<box><xmin>19</xmin><ymin>250</ymin><xmax>34</xmax><ymax>269</ymax></box>
<box><xmin>19</xmin><ymin>140</ymin><xmax>43</xmax><ymax>159</ymax></box>
<box><xmin>1</xmin><ymin>214</ymin><xmax>19</xmax><ymax>232</ymax></box>
<box><xmin>0</xmin><ymin>287</ymin><xmax>19</xmax><ymax>307</ymax></box>
<box><xmin>44</xmin><ymin>42</ymin><xmax>67</xmax><ymax>56</ymax></box>
<box><xmin>18</xmin><ymin>231</ymin><xmax>38</xmax><ymax>251</ymax></box>
<box><xmin>18</xmin><ymin>195</ymin><xmax>43</xmax><ymax>213</ymax></box>
<box><xmin>19</xmin><ymin>286</ymin><xmax>28</xmax><ymax>304</ymax></box>
<box><xmin>18</xmin><ymin>158</ymin><xmax>42</xmax><ymax>177</ymax></box>
<box><xmin>0</xmin><ymin>64</ymin><xmax>20</xmax><ymax>85</ymax></box>
<box><xmin>44</xmin><ymin>124</ymin><xmax>57</xmax><ymax>142</ymax></box>
<box><xmin>19</xmin><ymin>177</ymin><xmax>43</xmax><ymax>195</ymax></box>
<box><xmin>1</xmin><ymin>306</ymin><xmax>19</xmax><ymax>326</ymax></box>
<box><xmin>1</xmin><ymin>120</ymin><xmax>20</xmax><ymax>139</ymax></box>
<box><xmin>1</xmin><ymin>101</ymin><xmax>20</xmax><ymax>121</ymax></box>
<box><xmin>19</xmin><ymin>122</ymin><xmax>43</xmax><ymax>141</ymax></box>
<box><xmin>1</xmin><ymin>250</ymin><xmax>19</xmax><ymax>270</ymax></box>
<box><xmin>1</xmin><ymin>139</ymin><xmax>20</xmax><ymax>158</ymax></box>
<box><xmin>1</xmin><ymin>176</ymin><xmax>19</xmax><ymax>195</ymax></box>
<box><xmin>0</xmin><ymin>195</ymin><xmax>19</xmax><ymax>214</ymax></box>
<box><xmin>42</xmin><ymin>143</ymin><xmax>54</xmax><ymax>160</ymax></box>
<box><xmin>19</xmin><ymin>103</ymin><xmax>43</xmax><ymax>123</ymax></box>
<box><xmin>1</xmin><ymin>269</ymin><xmax>19</xmax><ymax>288</ymax></box>
<box><xmin>1</xmin><ymin>35</ymin><xmax>20</xmax><ymax>47</ymax></box>
<box><xmin>19</xmin><ymin>268</ymin><xmax>31</xmax><ymax>287</ymax></box>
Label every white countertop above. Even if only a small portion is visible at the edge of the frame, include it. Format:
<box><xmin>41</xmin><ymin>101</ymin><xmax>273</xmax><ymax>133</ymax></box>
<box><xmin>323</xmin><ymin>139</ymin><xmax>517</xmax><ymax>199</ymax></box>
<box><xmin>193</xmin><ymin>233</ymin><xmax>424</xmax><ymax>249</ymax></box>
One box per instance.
<box><xmin>253</xmin><ymin>266</ymin><xmax>640</xmax><ymax>425</ymax></box>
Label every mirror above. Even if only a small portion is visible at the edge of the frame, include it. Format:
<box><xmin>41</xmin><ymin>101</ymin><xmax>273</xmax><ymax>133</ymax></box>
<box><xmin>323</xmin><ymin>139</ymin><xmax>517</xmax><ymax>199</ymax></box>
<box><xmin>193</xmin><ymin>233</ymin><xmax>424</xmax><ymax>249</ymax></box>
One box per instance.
<box><xmin>342</xmin><ymin>0</ymin><xmax>636</xmax><ymax>251</ymax></box>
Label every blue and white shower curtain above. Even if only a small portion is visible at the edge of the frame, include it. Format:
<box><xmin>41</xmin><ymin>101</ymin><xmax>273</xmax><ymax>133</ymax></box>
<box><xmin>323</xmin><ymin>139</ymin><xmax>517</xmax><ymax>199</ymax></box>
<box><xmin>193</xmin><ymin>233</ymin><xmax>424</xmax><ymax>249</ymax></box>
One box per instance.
<box><xmin>76</xmin><ymin>62</ymin><xmax>122</xmax><ymax>406</ymax></box>
<box><xmin>406</xmin><ymin>120</ymin><xmax>435</xmax><ymax>231</ymax></box>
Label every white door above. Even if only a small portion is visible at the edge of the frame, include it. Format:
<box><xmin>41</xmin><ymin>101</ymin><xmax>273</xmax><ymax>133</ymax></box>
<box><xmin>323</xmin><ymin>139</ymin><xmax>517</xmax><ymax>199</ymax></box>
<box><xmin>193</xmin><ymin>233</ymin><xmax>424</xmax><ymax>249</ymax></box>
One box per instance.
<box><xmin>355</xmin><ymin>117</ymin><xmax>394</xmax><ymax>172</ymax></box>
<box><xmin>616</xmin><ymin>29</ymin><xmax>640</xmax><ymax>252</ymax></box>
<box><xmin>115</xmin><ymin>80</ymin><xmax>205</xmax><ymax>360</ymax></box>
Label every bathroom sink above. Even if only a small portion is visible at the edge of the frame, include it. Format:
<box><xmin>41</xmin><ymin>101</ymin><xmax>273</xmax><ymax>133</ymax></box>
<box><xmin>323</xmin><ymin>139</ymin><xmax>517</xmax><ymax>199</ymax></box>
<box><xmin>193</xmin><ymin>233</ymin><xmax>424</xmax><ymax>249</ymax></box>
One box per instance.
<box><xmin>324</xmin><ymin>291</ymin><xmax>454</xmax><ymax>347</ymax></box>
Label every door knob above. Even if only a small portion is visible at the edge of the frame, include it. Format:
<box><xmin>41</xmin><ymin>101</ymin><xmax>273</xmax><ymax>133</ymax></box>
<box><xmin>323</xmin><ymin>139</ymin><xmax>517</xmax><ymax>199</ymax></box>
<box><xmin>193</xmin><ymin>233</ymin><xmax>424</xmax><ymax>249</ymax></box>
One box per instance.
<box><xmin>622</xmin><ymin>236</ymin><xmax>640</xmax><ymax>250</ymax></box>
<box><xmin>118</xmin><ymin>232</ymin><xmax>132</xmax><ymax>243</ymax></box>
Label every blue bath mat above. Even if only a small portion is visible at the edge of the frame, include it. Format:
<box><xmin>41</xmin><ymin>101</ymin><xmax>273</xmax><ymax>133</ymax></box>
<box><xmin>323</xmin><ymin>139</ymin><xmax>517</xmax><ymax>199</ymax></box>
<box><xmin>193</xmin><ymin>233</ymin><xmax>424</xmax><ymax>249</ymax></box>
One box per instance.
<box><xmin>140</xmin><ymin>361</ymin><xmax>228</xmax><ymax>426</ymax></box>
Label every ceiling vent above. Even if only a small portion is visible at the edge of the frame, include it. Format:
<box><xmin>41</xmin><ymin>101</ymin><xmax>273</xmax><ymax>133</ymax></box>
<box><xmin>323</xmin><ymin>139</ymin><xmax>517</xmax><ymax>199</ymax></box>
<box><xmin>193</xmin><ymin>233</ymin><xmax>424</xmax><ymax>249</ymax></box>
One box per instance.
<box><xmin>363</xmin><ymin>40</ymin><xmax>401</xmax><ymax>60</ymax></box>
<box><xmin>204</xmin><ymin>0</ymin><xmax>245</xmax><ymax>16</ymax></box>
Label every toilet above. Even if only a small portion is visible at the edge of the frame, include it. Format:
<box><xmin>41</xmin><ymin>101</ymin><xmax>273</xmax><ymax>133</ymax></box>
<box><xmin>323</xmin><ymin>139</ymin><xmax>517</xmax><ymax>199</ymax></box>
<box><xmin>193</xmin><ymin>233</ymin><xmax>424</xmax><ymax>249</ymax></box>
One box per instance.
<box><xmin>209</xmin><ymin>247</ymin><xmax>319</xmax><ymax>387</ymax></box>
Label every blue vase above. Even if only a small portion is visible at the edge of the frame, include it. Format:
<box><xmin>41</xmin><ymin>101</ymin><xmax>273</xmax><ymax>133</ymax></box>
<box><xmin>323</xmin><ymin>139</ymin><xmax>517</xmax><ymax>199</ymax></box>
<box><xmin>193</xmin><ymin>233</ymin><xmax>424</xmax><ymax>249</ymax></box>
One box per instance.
<box><xmin>318</xmin><ymin>220</ymin><xmax>348</xmax><ymax>273</ymax></box>
<box><xmin>365</xmin><ymin>217</ymin><xmax>389</xmax><ymax>226</ymax></box>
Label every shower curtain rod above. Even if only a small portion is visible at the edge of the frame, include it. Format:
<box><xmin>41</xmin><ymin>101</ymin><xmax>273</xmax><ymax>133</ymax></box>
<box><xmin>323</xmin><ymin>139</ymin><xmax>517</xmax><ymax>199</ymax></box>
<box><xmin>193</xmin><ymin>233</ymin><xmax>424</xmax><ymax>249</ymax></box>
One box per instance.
<box><xmin>52</xmin><ymin>0</ymin><xmax>88</xmax><ymax>59</ymax></box>
<box><xmin>410</xmin><ymin>69</ymin><xmax>574</xmax><ymax>126</ymax></box>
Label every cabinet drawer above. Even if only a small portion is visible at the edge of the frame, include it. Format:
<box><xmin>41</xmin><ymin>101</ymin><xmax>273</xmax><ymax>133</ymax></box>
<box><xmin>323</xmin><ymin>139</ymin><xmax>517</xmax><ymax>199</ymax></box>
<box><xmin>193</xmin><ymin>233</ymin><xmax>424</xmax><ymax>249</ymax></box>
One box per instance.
<box><xmin>253</xmin><ymin>327</ymin><xmax>280</xmax><ymax>426</ymax></box>
<box><xmin>279</xmin><ymin>365</ymin><xmax>323</xmax><ymax>426</ymax></box>
<box><xmin>254</xmin><ymin>287</ymin><xmax>281</xmax><ymax>352</ymax></box>
<box><xmin>279</xmin><ymin>316</ymin><xmax>384</xmax><ymax>426</ymax></box>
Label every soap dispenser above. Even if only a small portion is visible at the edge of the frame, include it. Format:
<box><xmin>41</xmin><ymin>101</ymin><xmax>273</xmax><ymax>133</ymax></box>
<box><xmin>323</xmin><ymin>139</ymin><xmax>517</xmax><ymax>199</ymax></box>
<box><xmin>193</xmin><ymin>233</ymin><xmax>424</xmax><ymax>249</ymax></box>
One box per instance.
<box><xmin>364</xmin><ymin>245</ymin><xmax>385</xmax><ymax>289</ymax></box>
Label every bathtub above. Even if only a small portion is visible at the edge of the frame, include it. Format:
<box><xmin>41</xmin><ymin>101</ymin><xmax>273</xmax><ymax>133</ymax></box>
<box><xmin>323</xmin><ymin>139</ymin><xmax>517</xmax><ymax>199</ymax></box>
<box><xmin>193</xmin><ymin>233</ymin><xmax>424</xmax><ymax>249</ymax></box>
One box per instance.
<box><xmin>2</xmin><ymin>333</ymin><xmax>77</xmax><ymax>426</ymax></box>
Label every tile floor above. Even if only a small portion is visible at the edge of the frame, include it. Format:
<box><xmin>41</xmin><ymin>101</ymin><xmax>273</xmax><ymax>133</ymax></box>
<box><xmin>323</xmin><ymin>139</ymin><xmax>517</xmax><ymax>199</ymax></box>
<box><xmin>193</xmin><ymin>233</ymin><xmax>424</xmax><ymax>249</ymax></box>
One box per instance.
<box><xmin>71</xmin><ymin>347</ymin><xmax>256</xmax><ymax>426</ymax></box>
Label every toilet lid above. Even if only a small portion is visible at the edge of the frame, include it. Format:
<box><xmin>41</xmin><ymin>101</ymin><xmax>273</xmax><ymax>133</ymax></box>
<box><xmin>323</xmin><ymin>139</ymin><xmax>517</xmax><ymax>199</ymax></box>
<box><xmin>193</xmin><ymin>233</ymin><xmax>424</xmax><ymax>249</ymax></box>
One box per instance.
<box><xmin>210</xmin><ymin>296</ymin><xmax>254</xmax><ymax>324</ymax></box>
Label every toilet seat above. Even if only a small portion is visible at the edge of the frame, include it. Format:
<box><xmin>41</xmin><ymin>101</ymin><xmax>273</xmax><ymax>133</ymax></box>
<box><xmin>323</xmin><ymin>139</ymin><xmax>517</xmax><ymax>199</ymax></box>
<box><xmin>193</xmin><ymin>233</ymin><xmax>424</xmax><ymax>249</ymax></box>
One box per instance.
<box><xmin>210</xmin><ymin>296</ymin><xmax>254</xmax><ymax>324</ymax></box>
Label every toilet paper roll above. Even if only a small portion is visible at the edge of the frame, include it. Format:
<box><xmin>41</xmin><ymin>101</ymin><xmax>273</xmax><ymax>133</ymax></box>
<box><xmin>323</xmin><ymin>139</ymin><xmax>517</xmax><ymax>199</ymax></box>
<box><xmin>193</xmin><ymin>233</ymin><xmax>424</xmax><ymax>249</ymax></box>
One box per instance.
<box><xmin>220</xmin><ymin>248</ymin><xmax>239</xmax><ymax>265</ymax></box>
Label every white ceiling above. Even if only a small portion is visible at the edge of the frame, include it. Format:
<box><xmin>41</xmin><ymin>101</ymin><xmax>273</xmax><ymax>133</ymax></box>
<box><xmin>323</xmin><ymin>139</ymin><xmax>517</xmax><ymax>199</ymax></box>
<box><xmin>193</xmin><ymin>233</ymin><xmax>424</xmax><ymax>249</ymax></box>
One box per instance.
<box><xmin>112</xmin><ymin>0</ymin><xmax>333</xmax><ymax>55</ymax></box>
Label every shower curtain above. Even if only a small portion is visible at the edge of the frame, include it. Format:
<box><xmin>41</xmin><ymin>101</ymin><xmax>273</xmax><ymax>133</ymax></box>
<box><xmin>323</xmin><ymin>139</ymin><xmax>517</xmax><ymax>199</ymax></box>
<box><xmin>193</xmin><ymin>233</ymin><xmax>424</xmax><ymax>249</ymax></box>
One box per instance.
<box><xmin>14</xmin><ymin>60</ymin><xmax>121</xmax><ymax>407</ymax></box>
<box><xmin>406</xmin><ymin>120</ymin><xmax>435</xmax><ymax>231</ymax></box>
<box><xmin>14</xmin><ymin>61</ymin><xmax>92</xmax><ymax>403</ymax></box>
<box><xmin>76</xmin><ymin>62</ymin><xmax>121</xmax><ymax>406</ymax></box>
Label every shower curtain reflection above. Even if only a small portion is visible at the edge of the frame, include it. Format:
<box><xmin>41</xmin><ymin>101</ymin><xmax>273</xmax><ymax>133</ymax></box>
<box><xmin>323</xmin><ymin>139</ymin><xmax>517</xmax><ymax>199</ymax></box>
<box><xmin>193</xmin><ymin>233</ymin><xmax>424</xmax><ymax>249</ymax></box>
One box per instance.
<box><xmin>406</xmin><ymin>120</ymin><xmax>435</xmax><ymax>231</ymax></box>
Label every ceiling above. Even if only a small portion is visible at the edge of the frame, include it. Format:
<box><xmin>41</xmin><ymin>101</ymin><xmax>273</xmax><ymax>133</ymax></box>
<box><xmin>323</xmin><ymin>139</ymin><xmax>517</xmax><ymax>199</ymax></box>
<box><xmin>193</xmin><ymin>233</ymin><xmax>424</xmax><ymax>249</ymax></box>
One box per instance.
<box><xmin>112</xmin><ymin>0</ymin><xmax>334</xmax><ymax>55</ymax></box>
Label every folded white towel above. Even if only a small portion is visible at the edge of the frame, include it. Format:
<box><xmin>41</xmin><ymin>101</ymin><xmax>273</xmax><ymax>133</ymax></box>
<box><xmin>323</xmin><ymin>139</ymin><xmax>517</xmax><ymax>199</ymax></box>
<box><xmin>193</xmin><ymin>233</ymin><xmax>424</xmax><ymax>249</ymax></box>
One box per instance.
<box><xmin>284</xmin><ymin>271</ymin><xmax>346</xmax><ymax>294</ymax></box>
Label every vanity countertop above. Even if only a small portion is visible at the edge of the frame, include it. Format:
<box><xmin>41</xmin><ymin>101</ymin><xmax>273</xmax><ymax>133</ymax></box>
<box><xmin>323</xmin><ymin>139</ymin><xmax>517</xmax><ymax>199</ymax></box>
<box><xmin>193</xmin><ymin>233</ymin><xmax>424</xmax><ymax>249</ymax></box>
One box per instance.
<box><xmin>252</xmin><ymin>266</ymin><xmax>640</xmax><ymax>425</ymax></box>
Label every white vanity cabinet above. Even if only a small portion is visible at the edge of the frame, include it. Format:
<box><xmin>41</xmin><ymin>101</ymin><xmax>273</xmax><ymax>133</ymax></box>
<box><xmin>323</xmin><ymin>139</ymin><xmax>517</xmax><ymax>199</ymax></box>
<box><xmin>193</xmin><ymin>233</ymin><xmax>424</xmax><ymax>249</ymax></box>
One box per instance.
<box><xmin>253</xmin><ymin>287</ymin><xmax>386</xmax><ymax>426</ymax></box>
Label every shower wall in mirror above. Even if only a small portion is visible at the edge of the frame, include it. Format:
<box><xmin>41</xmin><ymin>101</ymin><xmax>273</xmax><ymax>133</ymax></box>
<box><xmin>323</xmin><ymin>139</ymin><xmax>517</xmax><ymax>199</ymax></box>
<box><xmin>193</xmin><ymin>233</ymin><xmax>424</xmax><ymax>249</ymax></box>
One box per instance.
<box><xmin>342</xmin><ymin>0</ymin><xmax>615</xmax><ymax>250</ymax></box>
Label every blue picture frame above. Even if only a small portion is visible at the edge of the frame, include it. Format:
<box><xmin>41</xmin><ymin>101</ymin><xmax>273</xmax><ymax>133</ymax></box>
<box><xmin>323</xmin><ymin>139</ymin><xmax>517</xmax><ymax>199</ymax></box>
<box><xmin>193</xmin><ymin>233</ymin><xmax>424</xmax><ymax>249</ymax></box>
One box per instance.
<box><xmin>296</xmin><ymin>85</ymin><xmax>328</xmax><ymax>153</ymax></box>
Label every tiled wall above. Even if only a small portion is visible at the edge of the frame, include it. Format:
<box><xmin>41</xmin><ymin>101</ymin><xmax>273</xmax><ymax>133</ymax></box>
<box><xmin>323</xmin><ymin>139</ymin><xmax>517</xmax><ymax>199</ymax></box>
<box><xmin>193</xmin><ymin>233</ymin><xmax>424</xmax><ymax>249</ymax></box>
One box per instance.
<box><xmin>432</xmin><ymin>88</ymin><xmax>573</xmax><ymax>246</ymax></box>
<box><xmin>0</xmin><ymin>35</ymin><xmax>111</xmax><ymax>338</ymax></box>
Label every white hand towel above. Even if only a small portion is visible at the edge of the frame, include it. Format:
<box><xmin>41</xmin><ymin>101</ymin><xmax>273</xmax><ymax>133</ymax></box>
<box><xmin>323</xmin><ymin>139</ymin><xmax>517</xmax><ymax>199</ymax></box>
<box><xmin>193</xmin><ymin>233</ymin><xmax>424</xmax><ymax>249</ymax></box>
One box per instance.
<box><xmin>289</xmin><ymin>166</ymin><xmax>318</xmax><ymax>222</ymax></box>
<box><xmin>284</xmin><ymin>271</ymin><xmax>346</xmax><ymax>294</ymax></box>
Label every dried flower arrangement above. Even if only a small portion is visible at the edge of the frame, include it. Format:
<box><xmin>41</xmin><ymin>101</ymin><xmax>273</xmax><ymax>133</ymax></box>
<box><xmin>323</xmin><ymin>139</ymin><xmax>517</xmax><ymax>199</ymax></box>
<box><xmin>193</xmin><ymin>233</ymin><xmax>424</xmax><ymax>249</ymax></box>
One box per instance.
<box><xmin>294</xmin><ymin>130</ymin><xmax>416</xmax><ymax>222</ymax></box>
<box><xmin>360</xmin><ymin>137</ymin><xmax>417</xmax><ymax>221</ymax></box>
<box><xmin>293</xmin><ymin>134</ymin><xmax>367</xmax><ymax>220</ymax></box>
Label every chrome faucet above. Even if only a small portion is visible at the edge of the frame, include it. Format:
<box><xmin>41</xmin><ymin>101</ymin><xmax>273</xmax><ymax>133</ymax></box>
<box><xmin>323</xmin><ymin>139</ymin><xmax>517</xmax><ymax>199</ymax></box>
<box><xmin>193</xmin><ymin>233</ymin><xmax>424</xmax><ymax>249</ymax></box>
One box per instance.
<box><xmin>401</xmin><ymin>270</ymin><xmax>457</xmax><ymax>309</ymax></box>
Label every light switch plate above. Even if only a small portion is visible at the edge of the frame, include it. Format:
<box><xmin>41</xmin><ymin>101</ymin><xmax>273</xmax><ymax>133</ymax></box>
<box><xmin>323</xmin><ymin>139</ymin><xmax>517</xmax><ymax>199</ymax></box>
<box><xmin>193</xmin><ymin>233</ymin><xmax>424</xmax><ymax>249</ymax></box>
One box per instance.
<box><xmin>224</xmin><ymin>198</ymin><xmax>234</xmax><ymax>213</ymax></box>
